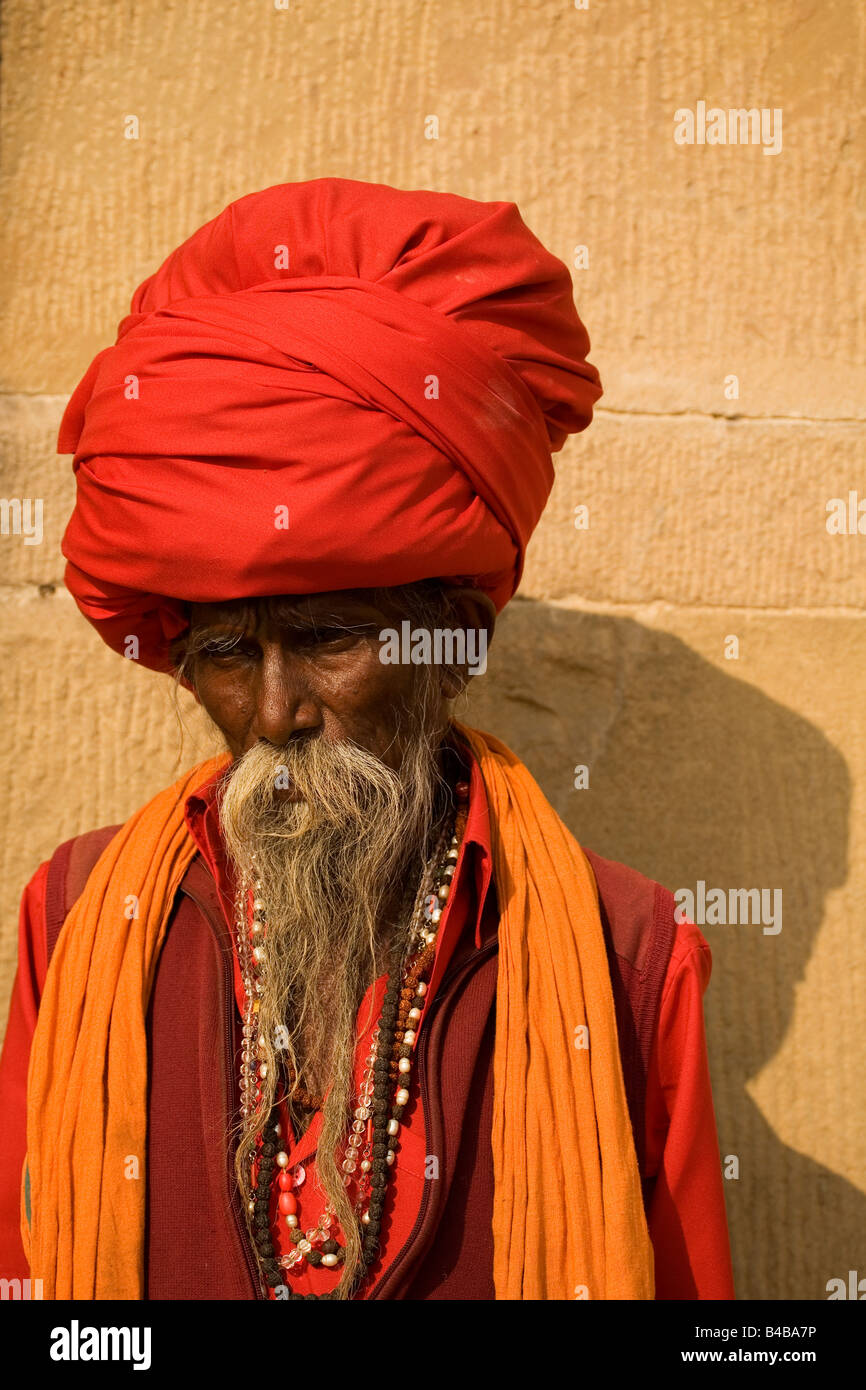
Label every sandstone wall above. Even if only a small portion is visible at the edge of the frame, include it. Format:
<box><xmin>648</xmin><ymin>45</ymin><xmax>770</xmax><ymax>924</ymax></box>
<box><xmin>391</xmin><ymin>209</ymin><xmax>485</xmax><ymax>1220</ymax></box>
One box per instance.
<box><xmin>1</xmin><ymin>0</ymin><xmax>863</xmax><ymax>1299</ymax></box>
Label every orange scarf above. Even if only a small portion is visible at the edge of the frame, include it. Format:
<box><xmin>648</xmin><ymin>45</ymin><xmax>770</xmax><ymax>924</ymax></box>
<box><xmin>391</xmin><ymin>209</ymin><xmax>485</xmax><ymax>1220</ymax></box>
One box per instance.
<box><xmin>22</xmin><ymin>729</ymin><xmax>653</xmax><ymax>1300</ymax></box>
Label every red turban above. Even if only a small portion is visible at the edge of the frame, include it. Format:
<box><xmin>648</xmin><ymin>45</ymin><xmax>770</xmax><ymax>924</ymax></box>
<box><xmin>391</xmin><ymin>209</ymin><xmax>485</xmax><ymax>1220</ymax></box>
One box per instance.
<box><xmin>59</xmin><ymin>177</ymin><xmax>602</xmax><ymax>672</ymax></box>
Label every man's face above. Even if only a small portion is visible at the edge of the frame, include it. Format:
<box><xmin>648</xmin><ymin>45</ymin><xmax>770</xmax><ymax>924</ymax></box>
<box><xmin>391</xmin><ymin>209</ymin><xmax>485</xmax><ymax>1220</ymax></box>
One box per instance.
<box><xmin>187</xmin><ymin>589</ymin><xmax>444</xmax><ymax>785</ymax></box>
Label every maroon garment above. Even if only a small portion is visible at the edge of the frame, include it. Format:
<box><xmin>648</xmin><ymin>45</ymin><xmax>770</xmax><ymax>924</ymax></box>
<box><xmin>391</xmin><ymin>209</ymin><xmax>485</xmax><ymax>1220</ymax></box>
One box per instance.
<box><xmin>32</xmin><ymin>832</ymin><xmax>672</xmax><ymax>1299</ymax></box>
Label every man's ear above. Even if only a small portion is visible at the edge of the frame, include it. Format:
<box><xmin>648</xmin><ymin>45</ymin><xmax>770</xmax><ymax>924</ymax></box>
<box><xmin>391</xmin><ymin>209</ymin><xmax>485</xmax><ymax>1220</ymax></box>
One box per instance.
<box><xmin>439</xmin><ymin>587</ymin><xmax>496</xmax><ymax>698</ymax></box>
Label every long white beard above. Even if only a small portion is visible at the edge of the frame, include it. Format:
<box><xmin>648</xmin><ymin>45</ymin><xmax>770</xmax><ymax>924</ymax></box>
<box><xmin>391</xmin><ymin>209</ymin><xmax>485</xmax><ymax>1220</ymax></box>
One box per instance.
<box><xmin>218</xmin><ymin>724</ymin><xmax>447</xmax><ymax>1297</ymax></box>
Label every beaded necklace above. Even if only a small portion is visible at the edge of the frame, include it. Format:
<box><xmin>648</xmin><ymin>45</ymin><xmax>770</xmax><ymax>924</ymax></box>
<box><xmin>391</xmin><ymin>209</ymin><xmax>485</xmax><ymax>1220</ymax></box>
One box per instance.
<box><xmin>234</xmin><ymin>780</ymin><xmax>469</xmax><ymax>1300</ymax></box>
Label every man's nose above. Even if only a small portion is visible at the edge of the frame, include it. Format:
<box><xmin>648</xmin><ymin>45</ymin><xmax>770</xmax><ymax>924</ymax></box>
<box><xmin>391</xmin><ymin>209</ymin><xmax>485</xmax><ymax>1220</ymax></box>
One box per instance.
<box><xmin>248</xmin><ymin>645</ymin><xmax>322</xmax><ymax>746</ymax></box>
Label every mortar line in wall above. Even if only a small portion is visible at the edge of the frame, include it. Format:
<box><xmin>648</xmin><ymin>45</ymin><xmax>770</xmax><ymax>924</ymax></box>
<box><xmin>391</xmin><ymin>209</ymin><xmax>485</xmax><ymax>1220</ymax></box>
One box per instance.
<box><xmin>1</xmin><ymin>583</ymin><xmax>864</xmax><ymax>620</ymax></box>
<box><xmin>1</xmin><ymin>391</ymin><xmax>865</xmax><ymax>428</ymax></box>
<box><xmin>595</xmin><ymin>407</ymin><xmax>866</xmax><ymax>426</ymax></box>
<box><xmin>520</xmin><ymin>596</ymin><xmax>866</xmax><ymax>618</ymax></box>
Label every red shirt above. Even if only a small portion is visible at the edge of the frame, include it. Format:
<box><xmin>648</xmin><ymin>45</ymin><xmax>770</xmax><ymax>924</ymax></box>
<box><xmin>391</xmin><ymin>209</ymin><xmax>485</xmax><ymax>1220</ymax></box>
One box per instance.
<box><xmin>0</xmin><ymin>753</ymin><xmax>735</xmax><ymax>1299</ymax></box>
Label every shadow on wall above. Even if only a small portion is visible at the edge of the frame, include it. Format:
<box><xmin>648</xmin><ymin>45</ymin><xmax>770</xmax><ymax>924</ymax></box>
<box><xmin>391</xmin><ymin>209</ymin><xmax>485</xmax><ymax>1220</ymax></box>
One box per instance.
<box><xmin>461</xmin><ymin>597</ymin><xmax>856</xmax><ymax>1303</ymax></box>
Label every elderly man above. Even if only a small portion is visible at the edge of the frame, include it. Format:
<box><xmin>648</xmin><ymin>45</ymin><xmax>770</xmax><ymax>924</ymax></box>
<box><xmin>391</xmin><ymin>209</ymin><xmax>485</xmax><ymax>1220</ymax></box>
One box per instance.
<box><xmin>0</xmin><ymin>178</ymin><xmax>734</xmax><ymax>1301</ymax></box>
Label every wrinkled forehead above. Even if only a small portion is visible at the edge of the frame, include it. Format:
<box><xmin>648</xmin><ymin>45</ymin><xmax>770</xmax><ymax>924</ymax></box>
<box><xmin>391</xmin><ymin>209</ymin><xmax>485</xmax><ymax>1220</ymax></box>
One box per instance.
<box><xmin>187</xmin><ymin>589</ymin><xmax>404</xmax><ymax>635</ymax></box>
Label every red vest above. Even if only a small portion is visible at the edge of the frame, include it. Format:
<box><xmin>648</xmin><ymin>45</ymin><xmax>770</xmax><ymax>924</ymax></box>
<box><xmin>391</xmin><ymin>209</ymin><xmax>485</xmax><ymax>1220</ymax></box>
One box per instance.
<box><xmin>44</xmin><ymin>826</ymin><xmax>675</xmax><ymax>1300</ymax></box>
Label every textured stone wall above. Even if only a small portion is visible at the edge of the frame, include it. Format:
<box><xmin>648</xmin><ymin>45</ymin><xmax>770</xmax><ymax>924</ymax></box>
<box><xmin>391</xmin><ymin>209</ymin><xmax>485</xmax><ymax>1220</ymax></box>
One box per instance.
<box><xmin>1</xmin><ymin>0</ymin><xmax>863</xmax><ymax>1300</ymax></box>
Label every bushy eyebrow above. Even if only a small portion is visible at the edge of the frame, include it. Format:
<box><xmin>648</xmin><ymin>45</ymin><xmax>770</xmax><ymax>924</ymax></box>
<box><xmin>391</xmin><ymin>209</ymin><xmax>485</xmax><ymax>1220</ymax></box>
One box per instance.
<box><xmin>185</xmin><ymin>605</ymin><xmax>382</xmax><ymax>653</ymax></box>
<box><xmin>182</xmin><ymin>624</ymin><xmax>249</xmax><ymax>656</ymax></box>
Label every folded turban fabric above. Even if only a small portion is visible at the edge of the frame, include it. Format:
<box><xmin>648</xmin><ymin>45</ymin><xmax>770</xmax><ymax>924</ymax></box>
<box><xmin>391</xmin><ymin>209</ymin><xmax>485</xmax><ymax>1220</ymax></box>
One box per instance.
<box><xmin>59</xmin><ymin>177</ymin><xmax>602</xmax><ymax>673</ymax></box>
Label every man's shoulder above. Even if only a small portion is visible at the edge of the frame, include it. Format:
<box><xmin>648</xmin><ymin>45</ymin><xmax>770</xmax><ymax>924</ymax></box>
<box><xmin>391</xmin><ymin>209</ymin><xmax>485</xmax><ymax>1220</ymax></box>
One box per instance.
<box><xmin>51</xmin><ymin>822</ymin><xmax>124</xmax><ymax>868</ymax></box>
<box><xmin>45</xmin><ymin>759</ymin><xmax>225</xmax><ymax>901</ymax></box>
<box><xmin>44</xmin><ymin>823</ymin><xmax>124</xmax><ymax>929</ymax></box>
<box><xmin>581</xmin><ymin>846</ymin><xmax>676</xmax><ymax>976</ymax></box>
